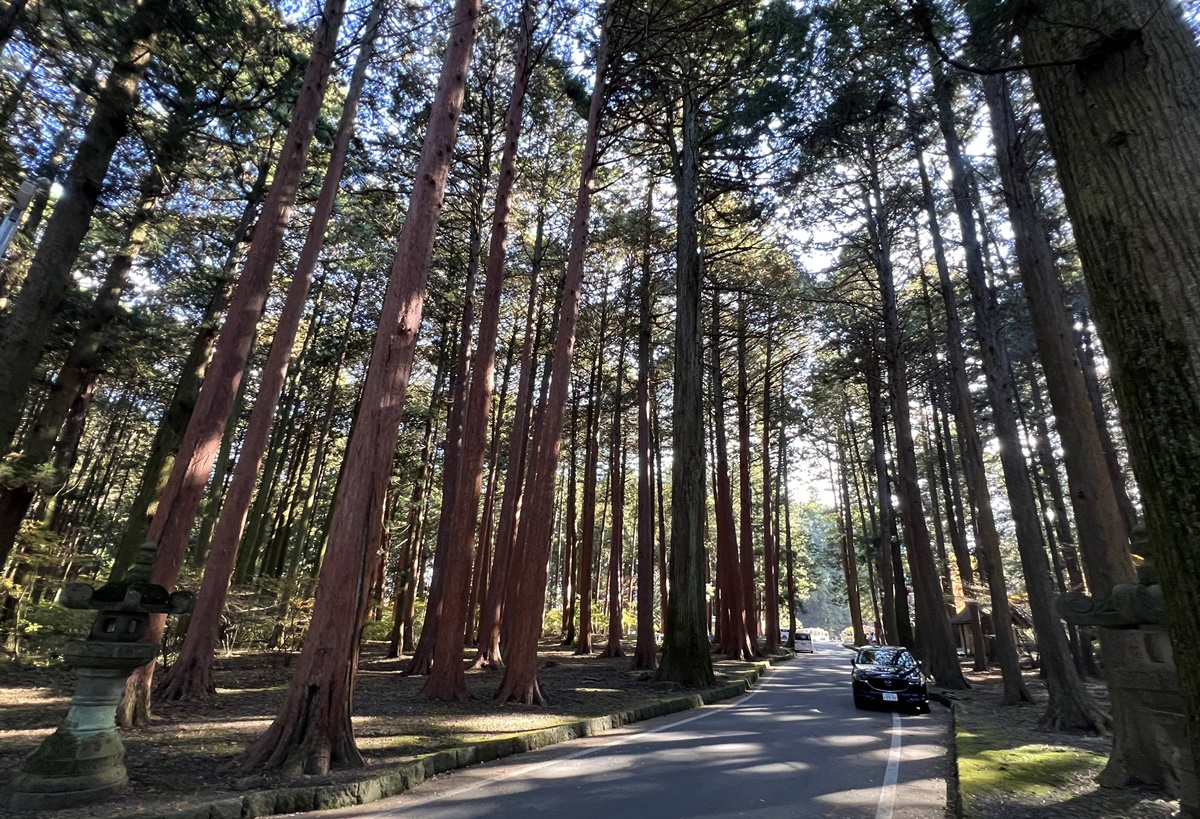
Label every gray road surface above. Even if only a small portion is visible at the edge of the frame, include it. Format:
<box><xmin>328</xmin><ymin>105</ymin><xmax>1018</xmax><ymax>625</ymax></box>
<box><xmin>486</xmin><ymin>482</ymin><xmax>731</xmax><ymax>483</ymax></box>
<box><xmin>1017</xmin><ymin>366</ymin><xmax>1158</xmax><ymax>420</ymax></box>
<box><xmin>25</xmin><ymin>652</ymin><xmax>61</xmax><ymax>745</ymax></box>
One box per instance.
<box><xmin>300</xmin><ymin>643</ymin><xmax>950</xmax><ymax>819</ymax></box>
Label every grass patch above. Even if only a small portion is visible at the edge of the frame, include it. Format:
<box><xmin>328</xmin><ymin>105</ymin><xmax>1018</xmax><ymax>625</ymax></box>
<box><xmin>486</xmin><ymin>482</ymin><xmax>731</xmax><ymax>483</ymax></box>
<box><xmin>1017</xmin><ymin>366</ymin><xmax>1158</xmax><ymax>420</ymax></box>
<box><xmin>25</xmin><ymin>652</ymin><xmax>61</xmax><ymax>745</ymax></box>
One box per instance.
<box><xmin>956</xmin><ymin>707</ymin><xmax>1106</xmax><ymax>817</ymax></box>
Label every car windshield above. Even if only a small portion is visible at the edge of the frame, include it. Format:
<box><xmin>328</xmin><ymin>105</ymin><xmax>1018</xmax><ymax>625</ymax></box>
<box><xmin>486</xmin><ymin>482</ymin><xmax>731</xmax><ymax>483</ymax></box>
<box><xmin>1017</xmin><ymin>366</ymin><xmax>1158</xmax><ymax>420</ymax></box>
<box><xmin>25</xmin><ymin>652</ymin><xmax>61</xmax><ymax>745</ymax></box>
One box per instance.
<box><xmin>856</xmin><ymin>648</ymin><xmax>915</xmax><ymax>668</ymax></box>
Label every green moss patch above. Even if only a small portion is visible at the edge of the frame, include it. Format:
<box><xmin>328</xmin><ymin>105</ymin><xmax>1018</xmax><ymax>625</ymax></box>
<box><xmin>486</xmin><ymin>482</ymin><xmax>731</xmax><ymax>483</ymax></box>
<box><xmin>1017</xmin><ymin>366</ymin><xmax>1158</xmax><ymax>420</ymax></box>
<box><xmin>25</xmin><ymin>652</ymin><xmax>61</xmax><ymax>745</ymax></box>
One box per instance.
<box><xmin>955</xmin><ymin>706</ymin><xmax>1105</xmax><ymax>817</ymax></box>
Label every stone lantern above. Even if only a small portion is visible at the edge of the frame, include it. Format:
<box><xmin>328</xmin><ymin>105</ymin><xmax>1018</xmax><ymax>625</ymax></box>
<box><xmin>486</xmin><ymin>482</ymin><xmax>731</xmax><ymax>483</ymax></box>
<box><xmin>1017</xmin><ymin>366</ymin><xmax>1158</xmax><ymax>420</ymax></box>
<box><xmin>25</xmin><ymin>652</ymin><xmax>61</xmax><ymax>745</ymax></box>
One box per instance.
<box><xmin>8</xmin><ymin>542</ymin><xmax>194</xmax><ymax>810</ymax></box>
<box><xmin>1056</xmin><ymin>523</ymin><xmax>1198</xmax><ymax>813</ymax></box>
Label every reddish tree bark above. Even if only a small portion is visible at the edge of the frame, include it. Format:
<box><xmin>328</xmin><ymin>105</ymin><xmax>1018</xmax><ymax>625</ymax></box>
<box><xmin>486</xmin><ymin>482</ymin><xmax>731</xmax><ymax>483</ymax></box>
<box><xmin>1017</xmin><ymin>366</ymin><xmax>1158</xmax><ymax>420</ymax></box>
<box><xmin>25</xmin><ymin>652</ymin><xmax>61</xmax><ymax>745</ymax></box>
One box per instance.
<box><xmin>599</xmin><ymin>328</ymin><xmax>628</xmax><ymax>659</ymax></box>
<box><xmin>495</xmin><ymin>8</ymin><xmax>612</xmax><ymax>704</ymax></box>
<box><xmin>761</xmin><ymin>327</ymin><xmax>779</xmax><ymax>653</ymax></box>
<box><xmin>734</xmin><ymin>299</ymin><xmax>759</xmax><ymax>646</ymax></box>
<box><xmin>112</xmin><ymin>151</ymin><xmax>272</xmax><ymax>579</ymax></box>
<box><xmin>467</xmin><ymin>329</ymin><xmax>517</xmax><ymax>645</ymax></box>
<box><xmin>473</xmin><ymin>248</ymin><xmax>542</xmax><ymax>669</ymax></box>
<box><xmin>574</xmin><ymin>294</ymin><xmax>609</xmax><ymax>656</ymax></box>
<box><xmin>423</xmin><ymin>3</ymin><xmax>535</xmax><ymax>700</ymax></box>
<box><xmin>117</xmin><ymin>0</ymin><xmax>349</xmax><ymax>727</ymax></box>
<box><xmin>711</xmin><ymin>292</ymin><xmax>754</xmax><ymax>660</ymax></box>
<box><xmin>238</xmin><ymin>0</ymin><xmax>481</xmax><ymax>773</ymax></box>
<box><xmin>632</xmin><ymin>190</ymin><xmax>658</xmax><ymax>670</ymax></box>
<box><xmin>155</xmin><ymin>0</ymin><xmax>386</xmax><ymax>703</ymax></box>
<box><xmin>560</xmin><ymin>402</ymin><xmax>580</xmax><ymax>647</ymax></box>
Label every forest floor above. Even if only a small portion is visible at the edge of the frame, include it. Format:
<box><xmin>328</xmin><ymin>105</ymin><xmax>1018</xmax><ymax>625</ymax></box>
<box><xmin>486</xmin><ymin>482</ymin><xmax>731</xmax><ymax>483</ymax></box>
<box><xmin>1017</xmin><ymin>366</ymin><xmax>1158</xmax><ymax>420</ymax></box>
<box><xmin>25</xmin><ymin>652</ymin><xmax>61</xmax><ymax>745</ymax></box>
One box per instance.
<box><xmin>954</xmin><ymin>665</ymin><xmax>1180</xmax><ymax>818</ymax></box>
<box><xmin>0</xmin><ymin>640</ymin><xmax>783</xmax><ymax>819</ymax></box>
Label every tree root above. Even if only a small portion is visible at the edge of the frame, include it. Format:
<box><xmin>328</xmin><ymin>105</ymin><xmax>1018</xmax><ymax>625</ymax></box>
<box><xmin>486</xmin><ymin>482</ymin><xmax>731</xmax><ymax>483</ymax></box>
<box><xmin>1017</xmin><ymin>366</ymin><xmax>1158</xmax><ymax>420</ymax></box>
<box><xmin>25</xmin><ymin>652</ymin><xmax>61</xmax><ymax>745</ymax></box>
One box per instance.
<box><xmin>155</xmin><ymin>660</ymin><xmax>217</xmax><ymax>702</ymax></box>
<box><xmin>1038</xmin><ymin>699</ymin><xmax>1112</xmax><ymax>735</ymax></box>
<box><xmin>116</xmin><ymin>663</ymin><xmax>155</xmax><ymax>727</ymax></box>
<box><xmin>469</xmin><ymin>651</ymin><xmax>503</xmax><ymax>671</ymax></box>
<box><xmin>495</xmin><ymin>676</ymin><xmax>545</xmax><ymax>706</ymax></box>
<box><xmin>598</xmin><ymin>643</ymin><xmax>625</xmax><ymax>659</ymax></box>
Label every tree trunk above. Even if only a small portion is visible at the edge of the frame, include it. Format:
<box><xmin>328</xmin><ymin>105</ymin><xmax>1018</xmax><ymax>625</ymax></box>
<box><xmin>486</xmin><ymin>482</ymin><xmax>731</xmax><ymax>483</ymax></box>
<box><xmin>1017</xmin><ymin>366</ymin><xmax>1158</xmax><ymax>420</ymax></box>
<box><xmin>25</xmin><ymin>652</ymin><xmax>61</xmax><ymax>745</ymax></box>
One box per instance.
<box><xmin>473</xmin><ymin>229</ymin><xmax>543</xmax><ymax>669</ymax></box>
<box><xmin>866</xmin><ymin>360</ymin><xmax>897</xmax><ymax>646</ymax></box>
<box><xmin>975</xmin><ymin>52</ymin><xmax>1168</xmax><ymax>755</ymax></box>
<box><xmin>116</xmin><ymin>0</ymin><xmax>349</xmax><ymax>728</ymax></box>
<box><xmin>389</xmin><ymin>326</ymin><xmax>447</xmax><ymax>658</ymax></box>
<box><xmin>495</xmin><ymin>10</ymin><xmax>612</xmax><ymax>703</ymax></box>
<box><xmin>910</xmin><ymin>102</ymin><xmax>1026</xmax><ymax>700</ymax></box>
<box><xmin>735</xmin><ymin>298</ymin><xmax>759</xmax><ymax>647</ymax></box>
<box><xmin>599</xmin><ymin>319</ymin><xmax>628</xmax><ymax>659</ymax></box>
<box><xmin>560</xmin><ymin>399</ymin><xmax>578</xmax><ymax>647</ymax></box>
<box><xmin>632</xmin><ymin>188</ymin><xmax>658</xmax><ymax>670</ymax></box>
<box><xmin>837</xmin><ymin>422</ymin><xmax>867</xmax><ymax>646</ymax></box>
<box><xmin>407</xmin><ymin>264</ymin><xmax>476</xmax><ymax>676</ymax></box>
<box><xmin>238</xmin><ymin>0</ymin><xmax>479</xmax><ymax>773</ymax></box>
<box><xmin>928</xmin><ymin>363</ymin><xmax>987</xmax><ymax>669</ymax></box>
<box><xmin>424</xmin><ymin>3</ymin><xmax>533</xmax><ymax>700</ymax></box>
<box><xmin>761</xmin><ymin>327</ymin><xmax>779</xmax><ymax>653</ymax></box>
<box><xmin>111</xmin><ymin>156</ymin><xmax>269</xmax><ymax>579</ymax></box>
<box><xmin>931</xmin><ymin>60</ymin><xmax>1104</xmax><ymax>719</ymax></box>
<box><xmin>653</xmin><ymin>385</ymin><xmax>669</xmax><ymax>634</ymax></box>
<box><xmin>0</xmin><ymin>0</ymin><xmax>166</xmax><ymax>451</ymax></box>
<box><xmin>655</xmin><ymin>77</ymin><xmax>715</xmax><ymax>688</ymax></box>
<box><xmin>155</xmin><ymin>0</ymin><xmax>385</xmax><ymax>703</ymax></box>
<box><xmin>864</xmin><ymin>152</ymin><xmax>966</xmax><ymax>689</ymax></box>
<box><xmin>573</xmin><ymin>293</ymin><xmax>608</xmax><ymax>656</ymax></box>
<box><xmin>0</xmin><ymin>116</ymin><xmax>181</xmax><ymax>566</ymax></box>
<box><xmin>470</xmin><ymin>327</ymin><xmax>516</xmax><ymax>646</ymax></box>
<box><xmin>780</xmin><ymin>408</ymin><xmax>797</xmax><ymax>646</ymax></box>
<box><xmin>1075</xmin><ymin>312</ymin><xmax>1138</xmax><ymax>532</ymax></box>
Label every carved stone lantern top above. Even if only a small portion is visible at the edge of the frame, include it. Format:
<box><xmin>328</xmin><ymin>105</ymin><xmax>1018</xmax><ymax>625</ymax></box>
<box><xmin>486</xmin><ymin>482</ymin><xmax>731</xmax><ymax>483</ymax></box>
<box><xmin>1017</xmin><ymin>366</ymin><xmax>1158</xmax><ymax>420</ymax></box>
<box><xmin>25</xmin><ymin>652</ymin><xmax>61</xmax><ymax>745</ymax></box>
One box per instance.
<box><xmin>57</xmin><ymin>541</ymin><xmax>193</xmax><ymax>645</ymax></box>
<box><xmin>1056</xmin><ymin>521</ymin><xmax>1165</xmax><ymax>628</ymax></box>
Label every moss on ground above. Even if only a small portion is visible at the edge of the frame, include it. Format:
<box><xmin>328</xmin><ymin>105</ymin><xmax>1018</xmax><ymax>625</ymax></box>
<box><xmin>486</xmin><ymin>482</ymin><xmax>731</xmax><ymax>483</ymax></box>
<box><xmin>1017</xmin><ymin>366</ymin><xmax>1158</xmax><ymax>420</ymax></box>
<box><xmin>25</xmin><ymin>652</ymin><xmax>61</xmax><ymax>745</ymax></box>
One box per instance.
<box><xmin>955</xmin><ymin>705</ymin><xmax>1105</xmax><ymax>818</ymax></box>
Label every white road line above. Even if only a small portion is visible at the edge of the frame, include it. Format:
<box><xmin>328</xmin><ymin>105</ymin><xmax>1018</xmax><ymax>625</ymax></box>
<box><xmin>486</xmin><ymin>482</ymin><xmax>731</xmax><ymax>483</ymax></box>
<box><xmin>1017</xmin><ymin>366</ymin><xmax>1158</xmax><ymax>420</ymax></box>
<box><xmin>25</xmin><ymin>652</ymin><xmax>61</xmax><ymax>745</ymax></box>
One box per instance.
<box><xmin>875</xmin><ymin>711</ymin><xmax>902</xmax><ymax>819</ymax></box>
<box><xmin>394</xmin><ymin>686</ymin><xmax>766</xmax><ymax>811</ymax></box>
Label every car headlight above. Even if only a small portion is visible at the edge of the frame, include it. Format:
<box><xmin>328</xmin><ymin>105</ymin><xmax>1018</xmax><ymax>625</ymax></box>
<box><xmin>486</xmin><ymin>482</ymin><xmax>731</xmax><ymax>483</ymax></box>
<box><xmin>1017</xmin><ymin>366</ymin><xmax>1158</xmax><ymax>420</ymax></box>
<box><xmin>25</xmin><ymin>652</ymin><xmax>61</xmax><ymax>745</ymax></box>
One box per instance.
<box><xmin>852</xmin><ymin>670</ymin><xmax>868</xmax><ymax>681</ymax></box>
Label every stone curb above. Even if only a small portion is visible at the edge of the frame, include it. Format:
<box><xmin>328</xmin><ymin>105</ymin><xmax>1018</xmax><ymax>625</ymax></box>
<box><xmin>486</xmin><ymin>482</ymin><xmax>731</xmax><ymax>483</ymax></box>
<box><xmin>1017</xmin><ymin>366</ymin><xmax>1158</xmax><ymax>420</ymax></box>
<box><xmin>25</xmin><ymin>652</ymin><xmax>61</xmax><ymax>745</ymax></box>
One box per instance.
<box><xmin>118</xmin><ymin>654</ymin><xmax>790</xmax><ymax>819</ymax></box>
<box><xmin>948</xmin><ymin>700</ymin><xmax>964</xmax><ymax>819</ymax></box>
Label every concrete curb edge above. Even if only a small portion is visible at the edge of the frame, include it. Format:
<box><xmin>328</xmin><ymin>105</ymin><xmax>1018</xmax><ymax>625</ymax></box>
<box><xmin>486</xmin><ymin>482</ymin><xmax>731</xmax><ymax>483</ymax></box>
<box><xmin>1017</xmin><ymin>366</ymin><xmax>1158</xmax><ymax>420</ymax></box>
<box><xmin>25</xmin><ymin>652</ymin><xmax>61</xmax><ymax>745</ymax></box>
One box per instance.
<box><xmin>947</xmin><ymin>700</ymin><xmax>964</xmax><ymax>819</ymax></box>
<box><xmin>121</xmin><ymin>653</ymin><xmax>792</xmax><ymax>819</ymax></box>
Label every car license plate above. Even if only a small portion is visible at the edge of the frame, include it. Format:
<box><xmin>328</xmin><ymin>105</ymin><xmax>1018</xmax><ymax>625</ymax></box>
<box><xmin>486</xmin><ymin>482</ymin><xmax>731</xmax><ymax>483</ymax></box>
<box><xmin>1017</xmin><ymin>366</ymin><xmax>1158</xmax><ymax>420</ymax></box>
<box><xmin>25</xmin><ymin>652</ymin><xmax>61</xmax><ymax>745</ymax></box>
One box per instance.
<box><xmin>882</xmin><ymin>693</ymin><xmax>898</xmax><ymax>702</ymax></box>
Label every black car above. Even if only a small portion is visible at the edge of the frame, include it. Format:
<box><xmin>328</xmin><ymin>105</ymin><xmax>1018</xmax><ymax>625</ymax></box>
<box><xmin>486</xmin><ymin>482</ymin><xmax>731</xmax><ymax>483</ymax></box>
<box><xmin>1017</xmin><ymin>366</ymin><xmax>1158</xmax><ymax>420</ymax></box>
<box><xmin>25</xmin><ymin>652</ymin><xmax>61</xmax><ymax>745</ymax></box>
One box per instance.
<box><xmin>850</xmin><ymin>646</ymin><xmax>929</xmax><ymax>712</ymax></box>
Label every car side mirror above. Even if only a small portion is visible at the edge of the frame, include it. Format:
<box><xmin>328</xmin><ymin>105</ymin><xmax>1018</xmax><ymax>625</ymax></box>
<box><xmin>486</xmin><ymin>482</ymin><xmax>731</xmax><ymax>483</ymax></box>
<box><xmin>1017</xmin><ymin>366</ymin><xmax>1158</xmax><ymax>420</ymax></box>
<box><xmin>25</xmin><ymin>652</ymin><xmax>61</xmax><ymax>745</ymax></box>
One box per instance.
<box><xmin>850</xmin><ymin>658</ymin><xmax>856</xmax><ymax>666</ymax></box>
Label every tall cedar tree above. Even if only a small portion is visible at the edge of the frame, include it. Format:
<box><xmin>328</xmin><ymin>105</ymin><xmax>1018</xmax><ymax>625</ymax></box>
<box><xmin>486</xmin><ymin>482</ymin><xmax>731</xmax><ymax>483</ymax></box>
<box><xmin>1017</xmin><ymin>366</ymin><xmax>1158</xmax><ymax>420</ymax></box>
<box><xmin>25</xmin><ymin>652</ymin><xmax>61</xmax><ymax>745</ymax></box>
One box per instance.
<box><xmin>908</xmin><ymin>95</ymin><xmax>1028</xmax><ymax>703</ymax></box>
<box><xmin>239</xmin><ymin>0</ymin><xmax>481</xmax><ymax>773</ymax></box>
<box><xmin>632</xmin><ymin>186</ymin><xmax>659</xmax><ymax>670</ymax></box>
<box><xmin>928</xmin><ymin>52</ymin><xmax>1104</xmax><ymax>729</ymax></box>
<box><xmin>154</xmin><ymin>0</ymin><xmax>387</xmax><ymax>703</ymax></box>
<box><xmin>657</xmin><ymin>75</ymin><xmax>716</xmax><ymax>687</ymax></box>
<box><xmin>473</xmin><ymin>244</ymin><xmax>542</xmax><ymax>669</ymax></box>
<box><xmin>423</xmin><ymin>0</ymin><xmax>536</xmax><ymax>700</ymax></box>
<box><xmin>712</xmin><ymin>291</ymin><xmax>755</xmax><ymax>660</ymax></box>
<box><xmin>117</xmin><ymin>0</ymin><xmax>349</xmax><ymax>726</ymax></box>
<box><xmin>864</xmin><ymin>148</ymin><xmax>967</xmax><ymax>689</ymax></box>
<box><xmin>495</xmin><ymin>2</ymin><xmax>613</xmax><ymax>704</ymax></box>
<box><xmin>1002</xmin><ymin>0</ymin><xmax>1200</xmax><ymax>795</ymax></box>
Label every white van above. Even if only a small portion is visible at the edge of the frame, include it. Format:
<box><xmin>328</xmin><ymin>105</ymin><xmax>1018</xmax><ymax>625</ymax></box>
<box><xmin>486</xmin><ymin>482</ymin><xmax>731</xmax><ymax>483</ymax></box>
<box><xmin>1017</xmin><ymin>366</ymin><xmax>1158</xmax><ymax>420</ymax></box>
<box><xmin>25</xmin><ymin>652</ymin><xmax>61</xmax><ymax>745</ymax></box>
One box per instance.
<box><xmin>794</xmin><ymin>632</ymin><xmax>814</xmax><ymax>653</ymax></box>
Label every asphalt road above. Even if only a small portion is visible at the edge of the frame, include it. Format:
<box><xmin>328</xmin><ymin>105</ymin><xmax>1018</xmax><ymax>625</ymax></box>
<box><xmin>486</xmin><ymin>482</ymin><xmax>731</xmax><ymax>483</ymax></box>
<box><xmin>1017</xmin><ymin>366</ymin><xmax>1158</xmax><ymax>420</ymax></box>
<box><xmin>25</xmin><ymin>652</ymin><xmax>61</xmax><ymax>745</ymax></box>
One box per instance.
<box><xmin>302</xmin><ymin>643</ymin><xmax>949</xmax><ymax>819</ymax></box>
